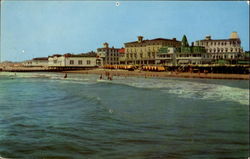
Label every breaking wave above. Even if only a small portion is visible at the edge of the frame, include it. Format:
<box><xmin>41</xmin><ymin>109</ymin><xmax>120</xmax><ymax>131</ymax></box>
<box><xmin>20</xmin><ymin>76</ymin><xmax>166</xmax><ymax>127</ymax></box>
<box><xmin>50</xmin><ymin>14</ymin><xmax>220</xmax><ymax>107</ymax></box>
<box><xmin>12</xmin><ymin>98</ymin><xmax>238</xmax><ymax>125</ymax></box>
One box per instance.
<box><xmin>0</xmin><ymin>72</ymin><xmax>248</xmax><ymax>105</ymax></box>
<box><xmin>100</xmin><ymin>77</ymin><xmax>249</xmax><ymax>106</ymax></box>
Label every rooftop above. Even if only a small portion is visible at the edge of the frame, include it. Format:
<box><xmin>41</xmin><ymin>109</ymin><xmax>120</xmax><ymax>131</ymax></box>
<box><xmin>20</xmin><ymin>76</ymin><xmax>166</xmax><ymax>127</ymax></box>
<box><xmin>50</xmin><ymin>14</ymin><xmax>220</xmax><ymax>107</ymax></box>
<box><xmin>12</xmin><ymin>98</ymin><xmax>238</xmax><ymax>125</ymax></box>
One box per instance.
<box><xmin>125</xmin><ymin>37</ymin><xmax>180</xmax><ymax>45</ymax></box>
<box><xmin>49</xmin><ymin>52</ymin><xmax>97</xmax><ymax>58</ymax></box>
<box><xmin>32</xmin><ymin>57</ymin><xmax>48</xmax><ymax>61</ymax></box>
<box><xmin>198</xmin><ymin>38</ymin><xmax>241</xmax><ymax>42</ymax></box>
<box><xmin>118</xmin><ymin>48</ymin><xmax>125</xmax><ymax>53</ymax></box>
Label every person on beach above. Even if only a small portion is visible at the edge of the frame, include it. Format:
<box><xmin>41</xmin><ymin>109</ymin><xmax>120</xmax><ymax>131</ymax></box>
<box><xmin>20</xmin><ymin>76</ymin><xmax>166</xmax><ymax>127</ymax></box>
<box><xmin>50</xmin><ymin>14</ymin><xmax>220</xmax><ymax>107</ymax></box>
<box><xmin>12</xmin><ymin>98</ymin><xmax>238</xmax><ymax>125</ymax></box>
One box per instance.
<box><xmin>99</xmin><ymin>74</ymin><xmax>103</xmax><ymax>80</ymax></box>
<box><xmin>64</xmin><ymin>73</ymin><xmax>67</xmax><ymax>79</ymax></box>
<box><xmin>108</xmin><ymin>74</ymin><xmax>113</xmax><ymax>80</ymax></box>
<box><xmin>106</xmin><ymin>72</ymin><xmax>110</xmax><ymax>80</ymax></box>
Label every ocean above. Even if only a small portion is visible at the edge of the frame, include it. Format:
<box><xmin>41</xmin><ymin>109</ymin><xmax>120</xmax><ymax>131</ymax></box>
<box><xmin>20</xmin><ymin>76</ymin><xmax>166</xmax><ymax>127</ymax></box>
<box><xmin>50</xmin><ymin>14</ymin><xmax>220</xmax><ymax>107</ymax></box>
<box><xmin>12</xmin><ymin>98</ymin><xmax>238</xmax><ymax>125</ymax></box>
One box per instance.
<box><xmin>0</xmin><ymin>72</ymin><xmax>249</xmax><ymax>159</ymax></box>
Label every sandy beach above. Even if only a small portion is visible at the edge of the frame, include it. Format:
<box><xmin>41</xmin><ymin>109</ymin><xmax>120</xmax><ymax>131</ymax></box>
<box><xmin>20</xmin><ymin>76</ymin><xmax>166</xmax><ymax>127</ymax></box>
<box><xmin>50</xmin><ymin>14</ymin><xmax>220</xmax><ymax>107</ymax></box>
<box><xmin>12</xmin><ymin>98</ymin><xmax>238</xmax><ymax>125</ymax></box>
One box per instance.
<box><xmin>64</xmin><ymin>69</ymin><xmax>250</xmax><ymax>80</ymax></box>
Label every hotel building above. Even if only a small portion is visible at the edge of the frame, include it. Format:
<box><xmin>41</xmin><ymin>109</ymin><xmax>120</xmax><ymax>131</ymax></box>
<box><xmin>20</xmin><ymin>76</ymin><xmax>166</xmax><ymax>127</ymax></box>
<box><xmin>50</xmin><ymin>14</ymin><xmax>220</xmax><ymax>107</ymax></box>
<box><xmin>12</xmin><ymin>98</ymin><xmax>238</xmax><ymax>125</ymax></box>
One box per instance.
<box><xmin>122</xmin><ymin>36</ymin><xmax>181</xmax><ymax>65</ymax></box>
<box><xmin>97</xmin><ymin>43</ymin><xmax>120</xmax><ymax>65</ymax></box>
<box><xmin>194</xmin><ymin>32</ymin><xmax>244</xmax><ymax>60</ymax></box>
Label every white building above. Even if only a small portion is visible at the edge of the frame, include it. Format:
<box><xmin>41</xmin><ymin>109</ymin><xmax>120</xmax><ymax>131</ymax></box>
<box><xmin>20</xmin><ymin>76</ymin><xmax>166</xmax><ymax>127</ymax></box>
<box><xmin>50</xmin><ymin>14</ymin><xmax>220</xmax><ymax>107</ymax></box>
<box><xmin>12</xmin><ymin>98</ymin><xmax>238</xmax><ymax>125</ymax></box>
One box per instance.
<box><xmin>194</xmin><ymin>32</ymin><xmax>244</xmax><ymax>60</ymax></box>
<box><xmin>48</xmin><ymin>53</ymin><xmax>102</xmax><ymax>67</ymax></box>
<box><xmin>23</xmin><ymin>57</ymin><xmax>48</xmax><ymax>67</ymax></box>
<box><xmin>156</xmin><ymin>47</ymin><xmax>210</xmax><ymax>66</ymax></box>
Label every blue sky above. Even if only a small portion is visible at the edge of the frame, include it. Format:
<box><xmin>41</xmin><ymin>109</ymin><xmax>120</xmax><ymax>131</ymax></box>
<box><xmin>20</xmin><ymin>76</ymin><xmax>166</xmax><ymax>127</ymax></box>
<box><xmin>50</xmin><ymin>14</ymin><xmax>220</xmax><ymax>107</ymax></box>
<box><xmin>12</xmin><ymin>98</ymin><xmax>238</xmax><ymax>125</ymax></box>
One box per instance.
<box><xmin>1</xmin><ymin>1</ymin><xmax>249</xmax><ymax>62</ymax></box>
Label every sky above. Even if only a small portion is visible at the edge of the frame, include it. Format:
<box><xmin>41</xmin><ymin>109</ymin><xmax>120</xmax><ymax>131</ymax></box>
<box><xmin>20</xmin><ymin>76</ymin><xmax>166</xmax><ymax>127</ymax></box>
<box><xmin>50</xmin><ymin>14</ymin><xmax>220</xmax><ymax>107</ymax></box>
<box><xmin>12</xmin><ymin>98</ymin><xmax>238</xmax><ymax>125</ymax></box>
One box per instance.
<box><xmin>1</xmin><ymin>1</ymin><xmax>249</xmax><ymax>62</ymax></box>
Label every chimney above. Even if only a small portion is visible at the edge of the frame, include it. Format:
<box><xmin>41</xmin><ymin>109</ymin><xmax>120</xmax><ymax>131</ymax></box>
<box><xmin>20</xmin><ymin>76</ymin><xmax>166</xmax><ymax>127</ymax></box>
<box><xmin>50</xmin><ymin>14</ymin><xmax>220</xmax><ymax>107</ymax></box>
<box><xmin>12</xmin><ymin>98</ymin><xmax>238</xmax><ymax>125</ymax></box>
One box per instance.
<box><xmin>137</xmin><ymin>36</ymin><xmax>143</xmax><ymax>43</ymax></box>
<box><xmin>230</xmin><ymin>32</ymin><xmax>239</xmax><ymax>39</ymax></box>
<box><xmin>205</xmin><ymin>35</ymin><xmax>211</xmax><ymax>40</ymax></box>
<box><xmin>103</xmin><ymin>42</ymin><xmax>109</xmax><ymax>48</ymax></box>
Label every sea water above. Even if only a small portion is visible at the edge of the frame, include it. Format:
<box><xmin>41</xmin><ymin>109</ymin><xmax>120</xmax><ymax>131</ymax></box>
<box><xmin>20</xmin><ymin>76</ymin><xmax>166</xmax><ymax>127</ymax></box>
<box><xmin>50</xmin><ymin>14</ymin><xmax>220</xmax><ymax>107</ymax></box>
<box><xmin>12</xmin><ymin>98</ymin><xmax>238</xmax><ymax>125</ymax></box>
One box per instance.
<box><xmin>0</xmin><ymin>72</ymin><xmax>249</xmax><ymax>159</ymax></box>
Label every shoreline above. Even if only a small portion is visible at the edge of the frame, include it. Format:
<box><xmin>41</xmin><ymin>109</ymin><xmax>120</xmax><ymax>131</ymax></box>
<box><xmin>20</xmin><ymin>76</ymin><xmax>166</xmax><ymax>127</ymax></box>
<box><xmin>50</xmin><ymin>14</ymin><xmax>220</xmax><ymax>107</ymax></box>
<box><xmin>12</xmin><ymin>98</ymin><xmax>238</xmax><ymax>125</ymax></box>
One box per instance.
<box><xmin>63</xmin><ymin>69</ymin><xmax>250</xmax><ymax>80</ymax></box>
<box><xmin>1</xmin><ymin>67</ymin><xmax>249</xmax><ymax>80</ymax></box>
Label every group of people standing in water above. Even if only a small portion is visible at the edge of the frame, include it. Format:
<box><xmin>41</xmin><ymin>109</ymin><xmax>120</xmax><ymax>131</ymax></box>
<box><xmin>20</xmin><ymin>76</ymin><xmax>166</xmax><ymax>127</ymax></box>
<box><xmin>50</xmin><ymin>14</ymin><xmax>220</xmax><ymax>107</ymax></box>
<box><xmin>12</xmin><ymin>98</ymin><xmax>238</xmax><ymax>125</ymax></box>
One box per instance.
<box><xmin>64</xmin><ymin>72</ymin><xmax>112</xmax><ymax>80</ymax></box>
<box><xmin>100</xmin><ymin>71</ymin><xmax>112</xmax><ymax>80</ymax></box>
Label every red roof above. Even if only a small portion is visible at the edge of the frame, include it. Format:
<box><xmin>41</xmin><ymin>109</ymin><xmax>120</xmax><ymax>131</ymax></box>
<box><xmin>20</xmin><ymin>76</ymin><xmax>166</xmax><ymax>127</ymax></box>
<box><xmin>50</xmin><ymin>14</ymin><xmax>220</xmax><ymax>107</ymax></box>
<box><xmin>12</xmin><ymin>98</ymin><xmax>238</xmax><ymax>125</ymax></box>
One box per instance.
<box><xmin>118</xmin><ymin>48</ymin><xmax>125</xmax><ymax>53</ymax></box>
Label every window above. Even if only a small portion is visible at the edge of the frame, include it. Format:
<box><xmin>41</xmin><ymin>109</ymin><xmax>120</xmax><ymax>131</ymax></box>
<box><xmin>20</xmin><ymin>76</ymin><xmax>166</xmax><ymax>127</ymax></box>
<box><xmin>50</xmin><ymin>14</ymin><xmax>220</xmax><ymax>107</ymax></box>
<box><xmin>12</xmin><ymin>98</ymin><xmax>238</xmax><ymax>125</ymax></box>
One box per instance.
<box><xmin>87</xmin><ymin>60</ymin><xmax>91</xmax><ymax>65</ymax></box>
<box><xmin>70</xmin><ymin>60</ymin><xmax>74</xmax><ymax>65</ymax></box>
<box><xmin>78</xmin><ymin>60</ymin><xmax>82</xmax><ymax>65</ymax></box>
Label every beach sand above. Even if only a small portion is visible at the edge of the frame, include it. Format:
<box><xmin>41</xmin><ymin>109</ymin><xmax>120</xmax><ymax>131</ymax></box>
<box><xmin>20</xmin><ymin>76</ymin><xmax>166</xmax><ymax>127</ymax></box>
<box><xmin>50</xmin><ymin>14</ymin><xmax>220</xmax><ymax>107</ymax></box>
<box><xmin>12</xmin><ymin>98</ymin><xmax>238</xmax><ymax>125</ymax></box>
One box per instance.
<box><xmin>64</xmin><ymin>69</ymin><xmax>250</xmax><ymax>80</ymax></box>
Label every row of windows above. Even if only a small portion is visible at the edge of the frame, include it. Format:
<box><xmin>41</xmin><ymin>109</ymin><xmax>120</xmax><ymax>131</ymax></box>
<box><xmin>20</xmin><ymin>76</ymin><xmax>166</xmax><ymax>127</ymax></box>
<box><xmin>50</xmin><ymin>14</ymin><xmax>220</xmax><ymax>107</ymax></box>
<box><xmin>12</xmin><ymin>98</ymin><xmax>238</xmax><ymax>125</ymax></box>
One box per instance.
<box><xmin>212</xmin><ymin>55</ymin><xmax>235</xmax><ymax>59</ymax></box>
<box><xmin>126</xmin><ymin>53</ymin><xmax>156</xmax><ymax>59</ymax></box>
<box><xmin>206</xmin><ymin>48</ymin><xmax>241</xmax><ymax>53</ymax></box>
<box><xmin>127</xmin><ymin>42</ymin><xmax>178</xmax><ymax>47</ymax></box>
<box><xmin>127</xmin><ymin>47</ymin><xmax>160</xmax><ymax>53</ymax></box>
<box><xmin>98</xmin><ymin>49</ymin><xmax>119</xmax><ymax>53</ymax></box>
<box><xmin>106</xmin><ymin>57</ymin><xmax>119</xmax><ymax>61</ymax></box>
<box><xmin>200</xmin><ymin>41</ymin><xmax>240</xmax><ymax>46</ymax></box>
<box><xmin>159</xmin><ymin>54</ymin><xmax>171</xmax><ymax>58</ymax></box>
<box><xmin>69</xmin><ymin>60</ymin><xmax>91</xmax><ymax>65</ymax></box>
<box><xmin>106</xmin><ymin>53</ymin><xmax>119</xmax><ymax>56</ymax></box>
<box><xmin>177</xmin><ymin>54</ymin><xmax>202</xmax><ymax>58</ymax></box>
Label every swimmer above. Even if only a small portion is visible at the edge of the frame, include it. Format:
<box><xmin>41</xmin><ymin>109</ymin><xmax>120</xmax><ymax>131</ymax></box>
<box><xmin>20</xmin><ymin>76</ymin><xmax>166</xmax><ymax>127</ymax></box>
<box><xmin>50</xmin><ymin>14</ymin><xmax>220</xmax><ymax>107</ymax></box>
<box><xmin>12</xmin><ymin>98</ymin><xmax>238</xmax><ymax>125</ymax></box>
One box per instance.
<box><xmin>64</xmin><ymin>73</ymin><xmax>67</xmax><ymax>78</ymax></box>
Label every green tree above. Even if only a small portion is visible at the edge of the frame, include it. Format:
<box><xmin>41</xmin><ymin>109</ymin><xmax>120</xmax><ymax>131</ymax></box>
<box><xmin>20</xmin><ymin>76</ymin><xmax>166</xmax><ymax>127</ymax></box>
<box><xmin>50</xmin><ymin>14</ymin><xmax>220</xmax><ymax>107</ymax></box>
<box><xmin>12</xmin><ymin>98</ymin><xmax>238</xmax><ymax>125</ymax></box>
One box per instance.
<box><xmin>181</xmin><ymin>35</ymin><xmax>189</xmax><ymax>47</ymax></box>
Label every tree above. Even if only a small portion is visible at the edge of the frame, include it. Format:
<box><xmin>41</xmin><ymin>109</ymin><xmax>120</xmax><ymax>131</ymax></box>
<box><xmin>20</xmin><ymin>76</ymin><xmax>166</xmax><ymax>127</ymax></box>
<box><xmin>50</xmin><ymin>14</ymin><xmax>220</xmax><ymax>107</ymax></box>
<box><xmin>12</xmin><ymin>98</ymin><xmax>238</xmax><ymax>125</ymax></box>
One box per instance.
<box><xmin>182</xmin><ymin>35</ymin><xmax>189</xmax><ymax>47</ymax></box>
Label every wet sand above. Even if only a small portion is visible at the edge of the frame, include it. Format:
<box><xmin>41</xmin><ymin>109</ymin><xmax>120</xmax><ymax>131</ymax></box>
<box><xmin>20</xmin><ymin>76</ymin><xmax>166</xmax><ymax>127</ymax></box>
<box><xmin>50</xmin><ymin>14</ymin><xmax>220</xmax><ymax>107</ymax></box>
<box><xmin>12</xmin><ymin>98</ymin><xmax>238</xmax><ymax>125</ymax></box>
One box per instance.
<box><xmin>64</xmin><ymin>69</ymin><xmax>250</xmax><ymax>80</ymax></box>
